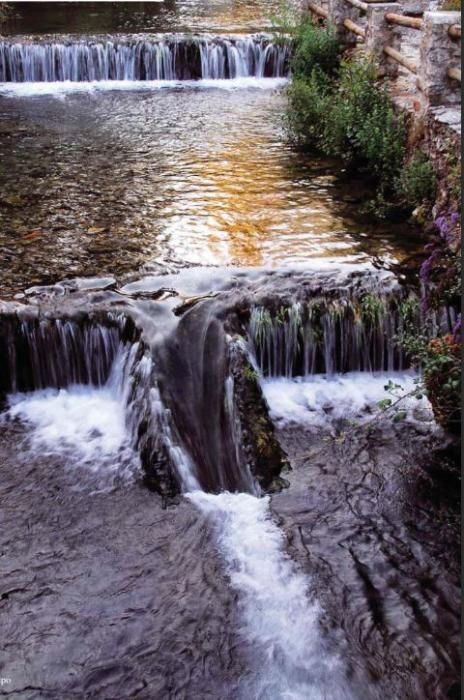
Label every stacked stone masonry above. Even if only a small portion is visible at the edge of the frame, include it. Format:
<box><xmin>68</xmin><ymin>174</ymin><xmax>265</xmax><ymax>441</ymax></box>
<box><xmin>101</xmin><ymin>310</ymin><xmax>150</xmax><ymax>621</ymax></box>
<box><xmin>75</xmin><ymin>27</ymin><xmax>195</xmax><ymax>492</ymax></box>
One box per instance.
<box><xmin>305</xmin><ymin>1</ymin><xmax>461</xmax><ymax>112</ymax></box>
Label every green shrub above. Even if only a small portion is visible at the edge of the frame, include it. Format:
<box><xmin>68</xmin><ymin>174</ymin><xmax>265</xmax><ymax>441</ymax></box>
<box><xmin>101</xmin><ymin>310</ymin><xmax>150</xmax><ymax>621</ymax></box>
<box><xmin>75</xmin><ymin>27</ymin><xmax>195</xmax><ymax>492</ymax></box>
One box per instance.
<box><xmin>286</xmin><ymin>56</ymin><xmax>406</xmax><ymax>202</ymax></box>
<box><xmin>285</xmin><ymin>69</ymin><xmax>330</xmax><ymax>147</ymax></box>
<box><xmin>324</xmin><ymin>61</ymin><xmax>404</xmax><ymax>191</ymax></box>
<box><xmin>355</xmin><ymin>95</ymin><xmax>406</xmax><ymax>194</ymax></box>
<box><xmin>284</xmin><ymin>19</ymin><xmax>443</xmax><ymax>217</ymax></box>
<box><xmin>398</xmin><ymin>331</ymin><xmax>461</xmax><ymax>431</ymax></box>
<box><xmin>324</xmin><ymin>61</ymin><xmax>405</xmax><ymax>193</ymax></box>
<box><xmin>291</xmin><ymin>20</ymin><xmax>340</xmax><ymax>79</ymax></box>
<box><xmin>396</xmin><ymin>152</ymin><xmax>437</xmax><ymax>207</ymax></box>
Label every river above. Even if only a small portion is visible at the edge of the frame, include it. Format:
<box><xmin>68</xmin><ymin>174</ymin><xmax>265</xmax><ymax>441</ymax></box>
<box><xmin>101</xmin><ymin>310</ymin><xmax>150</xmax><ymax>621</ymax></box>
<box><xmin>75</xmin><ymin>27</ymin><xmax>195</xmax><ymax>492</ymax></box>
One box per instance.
<box><xmin>0</xmin><ymin>2</ymin><xmax>459</xmax><ymax>699</ymax></box>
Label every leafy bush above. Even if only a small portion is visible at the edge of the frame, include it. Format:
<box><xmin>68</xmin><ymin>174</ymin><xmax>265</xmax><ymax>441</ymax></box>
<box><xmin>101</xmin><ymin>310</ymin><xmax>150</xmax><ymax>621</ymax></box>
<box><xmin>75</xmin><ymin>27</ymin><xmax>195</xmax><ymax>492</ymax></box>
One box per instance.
<box><xmin>291</xmin><ymin>19</ymin><xmax>340</xmax><ymax>79</ymax></box>
<box><xmin>399</xmin><ymin>330</ymin><xmax>461</xmax><ymax>432</ymax></box>
<box><xmin>286</xmin><ymin>55</ymin><xmax>406</xmax><ymax>204</ymax></box>
<box><xmin>285</xmin><ymin>70</ymin><xmax>330</xmax><ymax>146</ymax></box>
<box><xmin>394</xmin><ymin>294</ymin><xmax>461</xmax><ymax>431</ymax></box>
<box><xmin>397</xmin><ymin>152</ymin><xmax>437</xmax><ymax>207</ymax></box>
<box><xmin>325</xmin><ymin>61</ymin><xmax>406</xmax><ymax>195</ymax></box>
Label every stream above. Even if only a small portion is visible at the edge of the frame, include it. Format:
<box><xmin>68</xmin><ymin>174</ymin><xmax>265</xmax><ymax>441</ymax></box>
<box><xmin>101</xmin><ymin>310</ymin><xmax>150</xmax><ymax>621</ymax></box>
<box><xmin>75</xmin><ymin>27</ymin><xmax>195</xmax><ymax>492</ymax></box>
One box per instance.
<box><xmin>0</xmin><ymin>2</ymin><xmax>460</xmax><ymax>699</ymax></box>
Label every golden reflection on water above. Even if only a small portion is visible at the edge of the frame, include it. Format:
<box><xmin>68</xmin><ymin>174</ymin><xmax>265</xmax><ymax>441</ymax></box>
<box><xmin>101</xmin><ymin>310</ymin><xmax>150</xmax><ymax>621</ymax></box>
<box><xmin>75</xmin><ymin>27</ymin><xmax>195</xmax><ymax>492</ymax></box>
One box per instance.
<box><xmin>163</xmin><ymin>131</ymin><xmax>361</xmax><ymax>268</ymax></box>
<box><xmin>0</xmin><ymin>86</ymin><xmax>422</xmax><ymax>295</ymax></box>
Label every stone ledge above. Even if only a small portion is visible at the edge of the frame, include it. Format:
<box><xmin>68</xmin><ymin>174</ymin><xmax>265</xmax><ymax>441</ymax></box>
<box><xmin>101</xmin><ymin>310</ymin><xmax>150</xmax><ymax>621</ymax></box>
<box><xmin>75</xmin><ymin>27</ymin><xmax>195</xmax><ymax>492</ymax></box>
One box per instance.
<box><xmin>430</xmin><ymin>106</ymin><xmax>462</xmax><ymax>134</ymax></box>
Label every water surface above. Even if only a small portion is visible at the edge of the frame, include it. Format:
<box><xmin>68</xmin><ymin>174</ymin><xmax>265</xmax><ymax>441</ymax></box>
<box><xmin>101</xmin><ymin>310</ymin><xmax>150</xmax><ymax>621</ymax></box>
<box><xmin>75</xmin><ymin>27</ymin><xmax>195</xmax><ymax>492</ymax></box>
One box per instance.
<box><xmin>0</xmin><ymin>3</ymin><xmax>458</xmax><ymax>699</ymax></box>
<box><xmin>3</xmin><ymin>0</ymin><xmax>283</xmax><ymax>35</ymax></box>
<box><xmin>0</xmin><ymin>83</ymin><xmax>422</xmax><ymax>296</ymax></box>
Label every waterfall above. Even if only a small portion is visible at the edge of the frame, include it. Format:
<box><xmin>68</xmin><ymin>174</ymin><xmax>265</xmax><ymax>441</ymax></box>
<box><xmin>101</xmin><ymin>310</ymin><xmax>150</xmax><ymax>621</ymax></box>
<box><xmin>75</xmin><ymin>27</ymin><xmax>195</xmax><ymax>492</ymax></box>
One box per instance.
<box><xmin>0</xmin><ymin>310</ymin><xmax>280</xmax><ymax>496</ymax></box>
<box><xmin>187</xmin><ymin>491</ymin><xmax>354</xmax><ymax>700</ymax></box>
<box><xmin>0</xmin><ymin>36</ymin><xmax>291</xmax><ymax>82</ymax></box>
<box><xmin>0</xmin><ymin>296</ymin><xmax>378</xmax><ymax>696</ymax></box>
<box><xmin>153</xmin><ymin>309</ymin><xmax>267</xmax><ymax>495</ymax></box>
<box><xmin>248</xmin><ymin>295</ymin><xmax>419</xmax><ymax>378</ymax></box>
<box><xmin>0</xmin><ymin>316</ymin><xmax>127</xmax><ymax>394</ymax></box>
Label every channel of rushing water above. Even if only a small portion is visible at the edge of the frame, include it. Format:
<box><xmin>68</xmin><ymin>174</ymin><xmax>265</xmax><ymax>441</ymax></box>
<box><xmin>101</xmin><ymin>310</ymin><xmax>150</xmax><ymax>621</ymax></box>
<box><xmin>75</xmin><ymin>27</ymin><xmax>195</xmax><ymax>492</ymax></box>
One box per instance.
<box><xmin>0</xmin><ymin>3</ymin><xmax>459</xmax><ymax>699</ymax></box>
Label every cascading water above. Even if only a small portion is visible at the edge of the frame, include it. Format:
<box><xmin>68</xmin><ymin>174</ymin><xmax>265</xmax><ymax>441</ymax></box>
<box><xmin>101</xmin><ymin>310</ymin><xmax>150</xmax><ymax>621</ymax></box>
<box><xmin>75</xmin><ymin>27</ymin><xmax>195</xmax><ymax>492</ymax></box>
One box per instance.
<box><xmin>187</xmin><ymin>491</ymin><xmax>355</xmax><ymax>700</ymax></box>
<box><xmin>0</xmin><ymin>295</ymin><xmax>357</xmax><ymax>696</ymax></box>
<box><xmin>0</xmin><ymin>267</ymin><xmax>455</xmax><ymax>698</ymax></box>
<box><xmin>0</xmin><ymin>316</ymin><xmax>123</xmax><ymax>394</ymax></box>
<box><xmin>1</xmin><ymin>327</ymin><xmax>143</xmax><ymax>491</ymax></box>
<box><xmin>248</xmin><ymin>294</ymin><xmax>417</xmax><ymax>378</ymax></box>
<box><xmin>0</xmin><ymin>35</ymin><xmax>290</xmax><ymax>82</ymax></box>
<box><xmin>0</xmin><ymin>302</ymin><xmax>283</xmax><ymax>495</ymax></box>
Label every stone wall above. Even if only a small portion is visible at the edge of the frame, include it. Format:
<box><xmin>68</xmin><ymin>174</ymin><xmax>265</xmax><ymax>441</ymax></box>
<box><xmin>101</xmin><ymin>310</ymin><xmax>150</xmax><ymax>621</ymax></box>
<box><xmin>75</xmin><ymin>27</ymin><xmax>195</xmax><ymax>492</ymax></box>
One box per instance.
<box><xmin>304</xmin><ymin>1</ymin><xmax>461</xmax><ymax>113</ymax></box>
<box><xmin>419</xmin><ymin>11</ymin><xmax>461</xmax><ymax>106</ymax></box>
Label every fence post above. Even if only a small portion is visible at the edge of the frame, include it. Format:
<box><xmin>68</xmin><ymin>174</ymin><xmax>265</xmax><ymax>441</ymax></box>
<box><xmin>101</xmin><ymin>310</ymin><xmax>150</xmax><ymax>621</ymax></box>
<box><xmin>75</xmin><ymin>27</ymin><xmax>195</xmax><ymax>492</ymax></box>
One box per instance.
<box><xmin>366</xmin><ymin>3</ymin><xmax>402</xmax><ymax>77</ymax></box>
<box><xmin>419</xmin><ymin>11</ymin><xmax>461</xmax><ymax>106</ymax></box>
<box><xmin>327</xmin><ymin>0</ymin><xmax>358</xmax><ymax>45</ymax></box>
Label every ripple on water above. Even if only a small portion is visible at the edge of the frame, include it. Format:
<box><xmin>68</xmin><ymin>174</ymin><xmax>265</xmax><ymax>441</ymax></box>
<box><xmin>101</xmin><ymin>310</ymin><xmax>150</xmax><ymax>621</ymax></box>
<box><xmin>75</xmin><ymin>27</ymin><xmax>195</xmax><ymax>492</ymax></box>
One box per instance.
<box><xmin>0</xmin><ymin>82</ymin><xmax>421</xmax><ymax>296</ymax></box>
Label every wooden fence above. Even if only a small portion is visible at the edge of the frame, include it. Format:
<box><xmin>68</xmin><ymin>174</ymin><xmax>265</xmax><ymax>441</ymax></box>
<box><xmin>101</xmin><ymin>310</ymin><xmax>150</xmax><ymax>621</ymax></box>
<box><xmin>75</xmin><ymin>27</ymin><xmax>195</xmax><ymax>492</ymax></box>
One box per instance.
<box><xmin>304</xmin><ymin>1</ymin><xmax>461</xmax><ymax>107</ymax></box>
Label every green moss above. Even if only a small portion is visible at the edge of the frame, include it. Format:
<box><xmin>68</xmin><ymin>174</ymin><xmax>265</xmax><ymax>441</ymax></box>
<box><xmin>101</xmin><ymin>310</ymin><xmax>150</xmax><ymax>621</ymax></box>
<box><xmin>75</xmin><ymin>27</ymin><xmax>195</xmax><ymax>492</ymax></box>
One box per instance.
<box><xmin>242</xmin><ymin>365</ymin><xmax>259</xmax><ymax>382</ymax></box>
<box><xmin>360</xmin><ymin>294</ymin><xmax>386</xmax><ymax>324</ymax></box>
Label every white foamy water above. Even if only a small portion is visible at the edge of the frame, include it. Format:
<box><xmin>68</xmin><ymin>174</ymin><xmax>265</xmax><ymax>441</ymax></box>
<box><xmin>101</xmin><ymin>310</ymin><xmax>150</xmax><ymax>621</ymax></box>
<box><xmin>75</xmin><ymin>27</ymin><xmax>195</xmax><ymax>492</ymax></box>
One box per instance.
<box><xmin>0</xmin><ymin>77</ymin><xmax>288</xmax><ymax>97</ymax></box>
<box><xmin>6</xmin><ymin>385</ymin><xmax>139</xmax><ymax>488</ymax></box>
<box><xmin>262</xmin><ymin>372</ymin><xmax>434</xmax><ymax>428</ymax></box>
<box><xmin>188</xmin><ymin>491</ymin><xmax>353</xmax><ymax>699</ymax></box>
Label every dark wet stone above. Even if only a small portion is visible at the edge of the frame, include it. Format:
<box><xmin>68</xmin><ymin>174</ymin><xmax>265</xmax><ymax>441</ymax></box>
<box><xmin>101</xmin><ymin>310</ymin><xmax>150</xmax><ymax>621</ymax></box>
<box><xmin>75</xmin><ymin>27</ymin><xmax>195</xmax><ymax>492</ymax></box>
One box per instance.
<box><xmin>0</xmin><ymin>420</ymin><xmax>247</xmax><ymax>699</ymax></box>
<box><xmin>270</xmin><ymin>419</ymin><xmax>460</xmax><ymax>700</ymax></box>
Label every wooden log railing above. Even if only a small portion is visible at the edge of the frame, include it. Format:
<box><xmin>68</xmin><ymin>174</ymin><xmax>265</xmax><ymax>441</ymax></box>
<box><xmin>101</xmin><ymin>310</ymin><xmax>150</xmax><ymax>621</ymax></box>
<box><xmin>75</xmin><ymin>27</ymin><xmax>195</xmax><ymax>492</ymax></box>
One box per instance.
<box><xmin>385</xmin><ymin>12</ymin><xmax>423</xmax><ymax>30</ymax></box>
<box><xmin>343</xmin><ymin>17</ymin><xmax>366</xmax><ymax>38</ymax></box>
<box><xmin>344</xmin><ymin>0</ymin><xmax>368</xmax><ymax>13</ymax></box>
<box><xmin>305</xmin><ymin>1</ymin><xmax>461</xmax><ymax>102</ymax></box>
<box><xmin>383</xmin><ymin>45</ymin><xmax>418</xmax><ymax>74</ymax></box>
<box><xmin>307</xmin><ymin>1</ymin><xmax>329</xmax><ymax>19</ymax></box>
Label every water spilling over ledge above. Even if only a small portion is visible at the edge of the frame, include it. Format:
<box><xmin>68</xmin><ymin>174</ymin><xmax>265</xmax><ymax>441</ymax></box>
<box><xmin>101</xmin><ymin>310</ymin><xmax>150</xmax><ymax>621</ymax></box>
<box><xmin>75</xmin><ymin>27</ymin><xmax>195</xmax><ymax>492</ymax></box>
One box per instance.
<box><xmin>0</xmin><ymin>35</ymin><xmax>290</xmax><ymax>81</ymax></box>
<box><xmin>248</xmin><ymin>296</ymin><xmax>413</xmax><ymax>377</ymax></box>
<box><xmin>0</xmin><ymin>266</ymin><xmax>429</xmax><ymax>497</ymax></box>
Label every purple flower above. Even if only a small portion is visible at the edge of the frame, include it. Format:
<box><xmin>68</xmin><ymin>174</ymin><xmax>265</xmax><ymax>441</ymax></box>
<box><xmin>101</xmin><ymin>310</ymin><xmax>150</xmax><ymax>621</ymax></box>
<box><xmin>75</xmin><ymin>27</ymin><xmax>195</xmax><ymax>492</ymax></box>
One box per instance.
<box><xmin>452</xmin><ymin>314</ymin><xmax>461</xmax><ymax>344</ymax></box>
<box><xmin>434</xmin><ymin>209</ymin><xmax>460</xmax><ymax>245</ymax></box>
<box><xmin>420</xmin><ymin>257</ymin><xmax>432</xmax><ymax>281</ymax></box>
